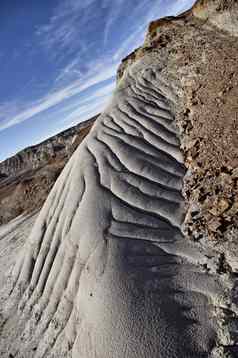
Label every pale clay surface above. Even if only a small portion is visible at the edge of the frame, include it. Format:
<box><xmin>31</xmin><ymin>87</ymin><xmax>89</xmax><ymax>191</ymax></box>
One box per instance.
<box><xmin>0</xmin><ymin>58</ymin><xmax>227</xmax><ymax>358</ymax></box>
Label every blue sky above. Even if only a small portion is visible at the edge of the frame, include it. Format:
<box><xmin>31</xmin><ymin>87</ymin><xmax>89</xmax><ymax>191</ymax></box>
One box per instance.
<box><xmin>0</xmin><ymin>0</ymin><xmax>195</xmax><ymax>161</ymax></box>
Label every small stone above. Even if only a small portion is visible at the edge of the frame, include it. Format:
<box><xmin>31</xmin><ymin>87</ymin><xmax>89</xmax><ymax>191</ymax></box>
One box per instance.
<box><xmin>226</xmin><ymin>201</ymin><xmax>238</xmax><ymax>216</ymax></box>
<box><xmin>232</xmin><ymin>168</ymin><xmax>238</xmax><ymax>178</ymax></box>
<box><xmin>209</xmin><ymin>199</ymin><xmax>230</xmax><ymax>216</ymax></box>
<box><xmin>186</xmin><ymin>139</ymin><xmax>198</xmax><ymax>150</ymax></box>
<box><xmin>209</xmin><ymin>217</ymin><xmax>221</xmax><ymax>232</ymax></box>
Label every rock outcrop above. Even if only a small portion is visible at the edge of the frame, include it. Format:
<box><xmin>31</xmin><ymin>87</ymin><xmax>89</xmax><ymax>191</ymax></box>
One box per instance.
<box><xmin>1</xmin><ymin>0</ymin><xmax>238</xmax><ymax>357</ymax></box>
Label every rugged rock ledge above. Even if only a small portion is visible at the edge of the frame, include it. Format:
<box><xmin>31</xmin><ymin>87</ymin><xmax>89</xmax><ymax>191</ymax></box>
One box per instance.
<box><xmin>0</xmin><ymin>0</ymin><xmax>238</xmax><ymax>357</ymax></box>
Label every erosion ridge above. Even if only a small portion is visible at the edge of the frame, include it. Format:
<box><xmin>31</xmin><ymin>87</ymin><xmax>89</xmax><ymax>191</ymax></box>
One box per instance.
<box><xmin>0</xmin><ymin>0</ymin><xmax>238</xmax><ymax>357</ymax></box>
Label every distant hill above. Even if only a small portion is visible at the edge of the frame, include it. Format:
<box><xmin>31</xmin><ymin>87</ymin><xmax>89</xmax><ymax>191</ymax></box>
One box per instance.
<box><xmin>0</xmin><ymin>115</ymin><xmax>97</xmax><ymax>224</ymax></box>
<box><xmin>0</xmin><ymin>116</ymin><xmax>98</xmax><ymax>178</ymax></box>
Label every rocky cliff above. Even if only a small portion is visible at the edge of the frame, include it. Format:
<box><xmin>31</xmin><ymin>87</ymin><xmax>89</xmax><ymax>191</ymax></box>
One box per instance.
<box><xmin>0</xmin><ymin>1</ymin><xmax>238</xmax><ymax>357</ymax></box>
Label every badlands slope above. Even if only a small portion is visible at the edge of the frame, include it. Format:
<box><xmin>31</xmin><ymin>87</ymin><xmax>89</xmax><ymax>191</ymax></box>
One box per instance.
<box><xmin>1</xmin><ymin>0</ymin><xmax>238</xmax><ymax>357</ymax></box>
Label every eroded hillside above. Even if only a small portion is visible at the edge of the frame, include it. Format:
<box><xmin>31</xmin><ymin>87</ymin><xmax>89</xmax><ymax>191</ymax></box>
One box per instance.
<box><xmin>0</xmin><ymin>0</ymin><xmax>238</xmax><ymax>357</ymax></box>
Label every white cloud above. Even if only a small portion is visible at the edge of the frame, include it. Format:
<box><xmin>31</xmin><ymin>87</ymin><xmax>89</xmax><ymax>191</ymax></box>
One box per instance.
<box><xmin>61</xmin><ymin>81</ymin><xmax>115</xmax><ymax>124</ymax></box>
<box><xmin>103</xmin><ymin>1</ymin><xmax>125</xmax><ymax>46</ymax></box>
<box><xmin>165</xmin><ymin>0</ymin><xmax>196</xmax><ymax>15</ymax></box>
<box><xmin>62</xmin><ymin>100</ymin><xmax>106</xmax><ymax>128</ymax></box>
<box><xmin>0</xmin><ymin>61</ymin><xmax>116</xmax><ymax>132</ymax></box>
<box><xmin>112</xmin><ymin>23</ymin><xmax>146</xmax><ymax>62</ymax></box>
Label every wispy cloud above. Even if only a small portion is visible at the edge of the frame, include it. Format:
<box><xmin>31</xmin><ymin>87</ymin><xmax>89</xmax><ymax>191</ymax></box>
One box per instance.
<box><xmin>61</xmin><ymin>81</ymin><xmax>115</xmax><ymax>126</ymax></box>
<box><xmin>165</xmin><ymin>0</ymin><xmax>196</xmax><ymax>15</ymax></box>
<box><xmin>0</xmin><ymin>61</ymin><xmax>116</xmax><ymax>132</ymax></box>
